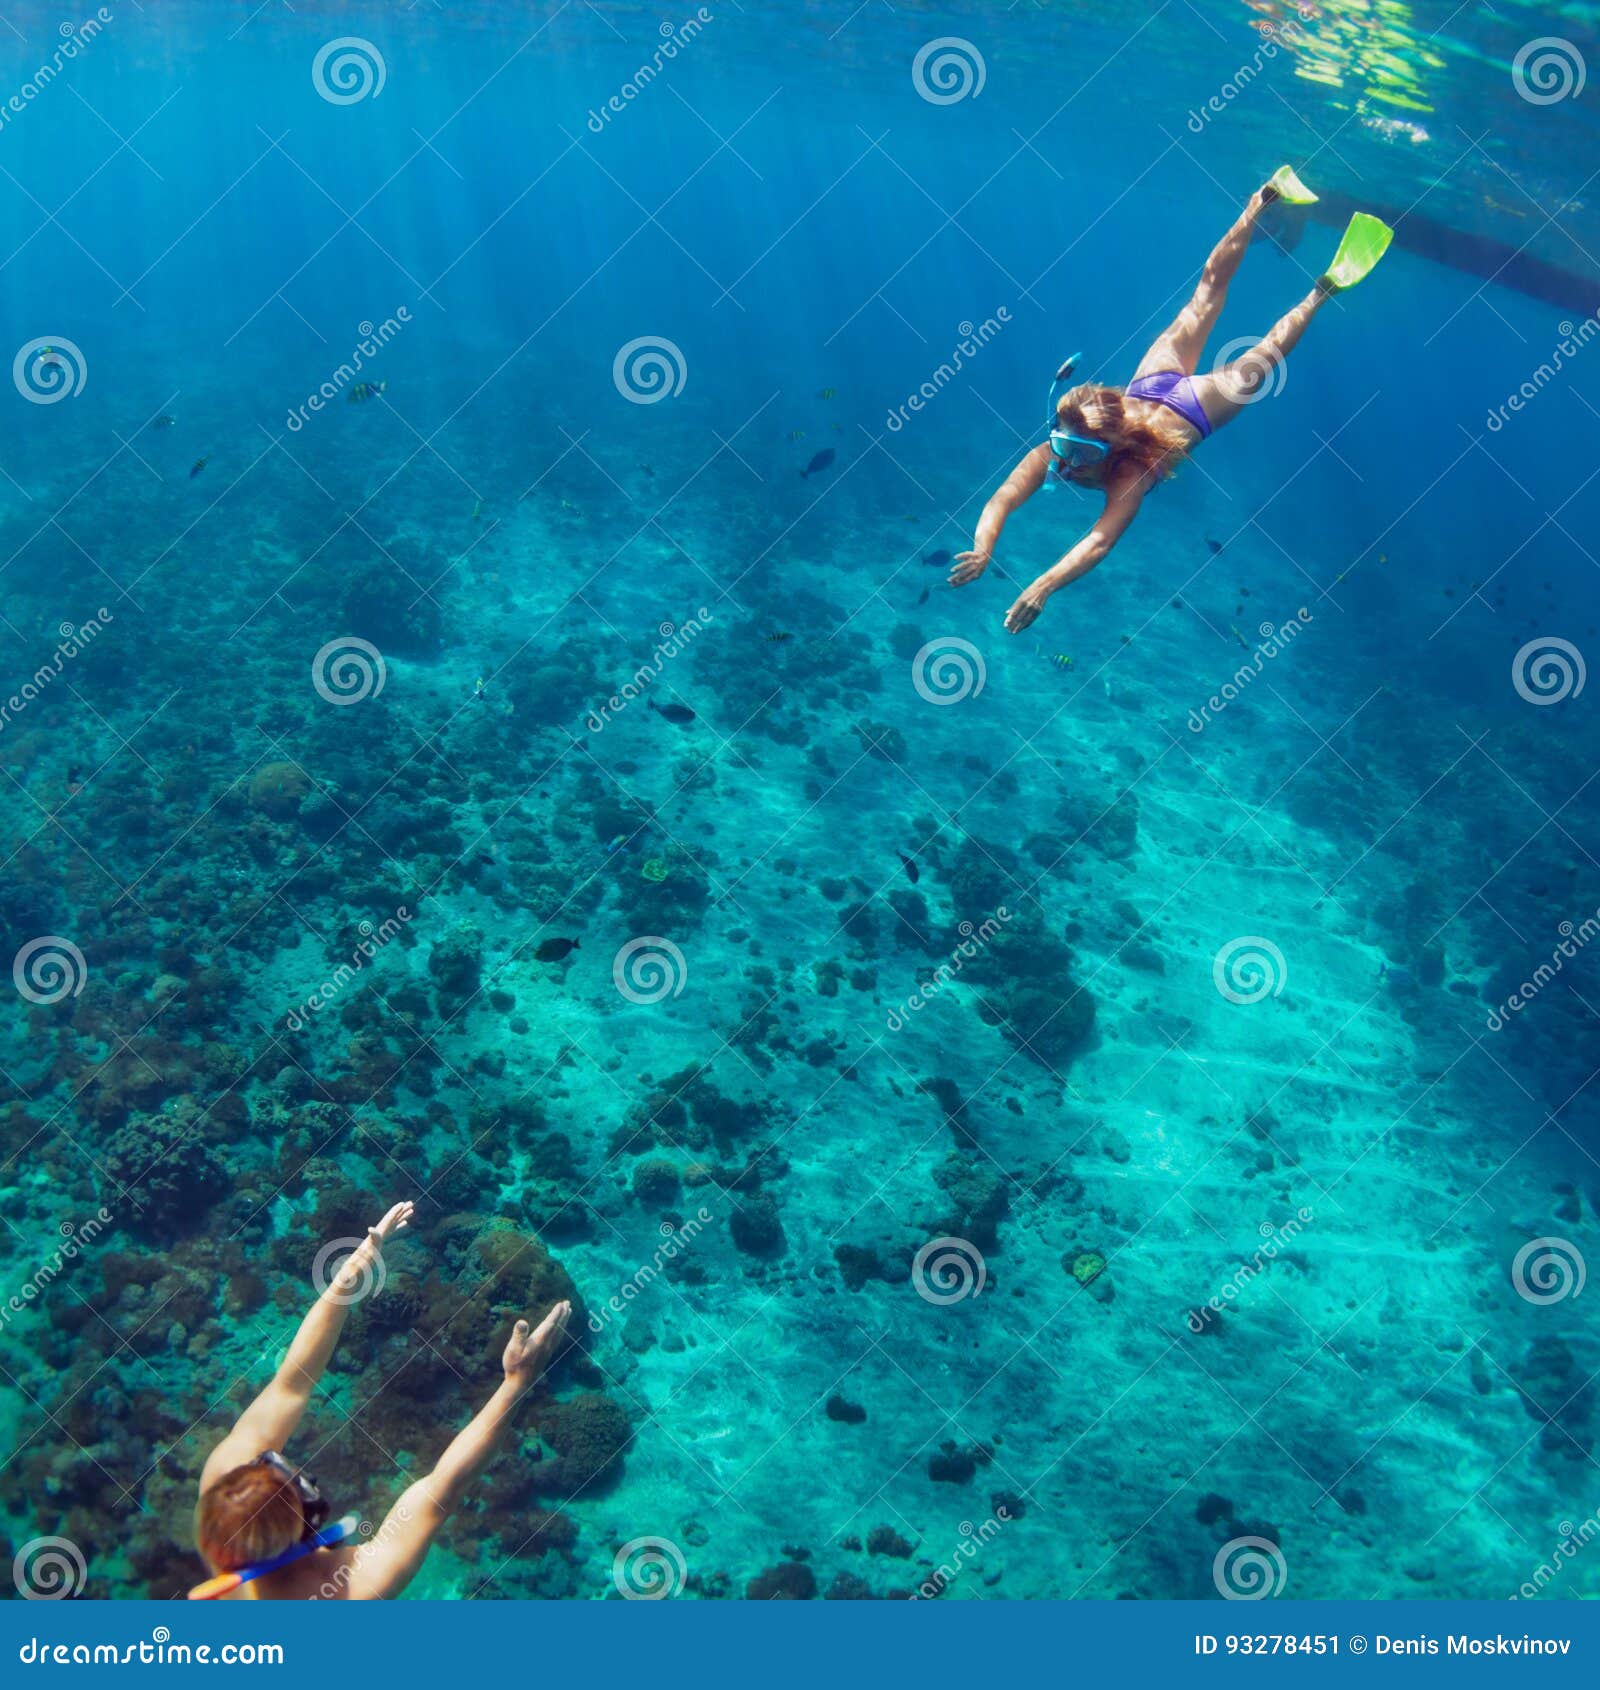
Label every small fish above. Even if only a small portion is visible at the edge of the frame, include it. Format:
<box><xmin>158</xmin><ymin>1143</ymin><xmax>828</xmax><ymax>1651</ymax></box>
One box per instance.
<box><xmin>471</xmin><ymin>499</ymin><xmax>482</xmax><ymax>522</ymax></box>
<box><xmin>560</xmin><ymin>497</ymin><xmax>580</xmax><ymax>512</ymax></box>
<box><xmin>765</xmin><ymin>631</ymin><xmax>793</xmax><ymax>643</ymax></box>
<box><xmin>189</xmin><ymin>456</ymin><xmax>209</xmax><ymax>478</ymax></box>
<box><xmin>922</xmin><ymin>549</ymin><xmax>952</xmax><ymax>568</ymax></box>
<box><xmin>474</xmin><ymin>676</ymin><xmax>488</xmax><ymax>700</ymax></box>
<box><xmin>1207</xmin><ymin>538</ymin><xmax>1224</xmax><ymax>554</ymax></box>
<box><xmin>1045</xmin><ymin>653</ymin><xmax>1075</xmax><ymax>671</ymax></box>
<box><xmin>800</xmin><ymin>448</ymin><xmax>835</xmax><ymax>479</ymax></box>
<box><xmin>1230</xmin><ymin>624</ymin><xmax>1250</xmax><ymax>650</ymax></box>
<box><xmin>818</xmin><ymin>387</ymin><xmax>836</xmax><ymax>400</ymax></box>
<box><xmin>648</xmin><ymin>697</ymin><xmax>697</xmax><ymax>725</ymax></box>
<box><xmin>347</xmin><ymin>381</ymin><xmax>387</xmax><ymax>404</ymax></box>
<box><xmin>897</xmin><ymin>852</ymin><xmax>920</xmax><ymax>884</ymax></box>
<box><xmin>917</xmin><ymin>586</ymin><xmax>930</xmax><ymax>605</ymax></box>
<box><xmin>534</xmin><ymin>937</ymin><xmax>580</xmax><ymax>963</ymax></box>
<box><xmin>788</xmin><ymin>429</ymin><xmax>806</xmax><ymax>441</ymax></box>
<box><xmin>604</xmin><ymin>833</ymin><xmax>627</xmax><ymax>855</ymax></box>
<box><xmin>150</xmin><ymin>414</ymin><xmax>176</xmax><ymax>431</ymax></box>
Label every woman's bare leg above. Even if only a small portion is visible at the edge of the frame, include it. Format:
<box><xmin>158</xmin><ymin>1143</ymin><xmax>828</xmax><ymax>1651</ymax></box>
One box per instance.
<box><xmin>1189</xmin><ymin>280</ymin><xmax>1331</xmax><ymax>430</ymax></box>
<box><xmin>1133</xmin><ymin>186</ymin><xmax>1275</xmax><ymax>378</ymax></box>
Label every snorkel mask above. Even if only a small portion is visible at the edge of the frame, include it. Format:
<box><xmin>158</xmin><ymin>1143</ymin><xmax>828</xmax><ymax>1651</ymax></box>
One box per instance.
<box><xmin>256</xmin><ymin>1449</ymin><xmax>329</xmax><ymax>1539</ymax></box>
<box><xmin>1043</xmin><ymin>352</ymin><xmax>1109</xmax><ymax>489</ymax></box>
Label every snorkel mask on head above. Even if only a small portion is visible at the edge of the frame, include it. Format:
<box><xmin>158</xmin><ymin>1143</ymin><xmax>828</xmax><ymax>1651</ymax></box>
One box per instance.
<box><xmin>1043</xmin><ymin>352</ymin><xmax>1109</xmax><ymax>490</ymax></box>
<box><xmin>256</xmin><ymin>1449</ymin><xmax>329</xmax><ymax>1539</ymax></box>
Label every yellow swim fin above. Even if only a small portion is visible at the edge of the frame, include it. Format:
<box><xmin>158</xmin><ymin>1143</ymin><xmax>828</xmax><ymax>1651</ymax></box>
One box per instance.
<box><xmin>1268</xmin><ymin>164</ymin><xmax>1319</xmax><ymax>205</ymax></box>
<box><xmin>1322</xmin><ymin>212</ymin><xmax>1394</xmax><ymax>291</ymax></box>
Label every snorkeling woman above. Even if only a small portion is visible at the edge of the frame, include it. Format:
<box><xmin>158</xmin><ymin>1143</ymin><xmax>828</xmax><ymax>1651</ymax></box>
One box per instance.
<box><xmin>191</xmin><ymin>1200</ymin><xmax>572</xmax><ymax>1599</ymax></box>
<box><xmin>949</xmin><ymin>168</ymin><xmax>1392</xmax><ymax>633</ymax></box>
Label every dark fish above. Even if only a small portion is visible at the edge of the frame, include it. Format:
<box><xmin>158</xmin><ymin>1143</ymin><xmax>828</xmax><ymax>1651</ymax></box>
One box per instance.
<box><xmin>1045</xmin><ymin>653</ymin><xmax>1074</xmax><ymax>671</ymax></box>
<box><xmin>1207</xmin><ymin>538</ymin><xmax>1224</xmax><ymax>554</ymax></box>
<box><xmin>189</xmin><ymin>456</ymin><xmax>209</xmax><ymax>478</ymax></box>
<box><xmin>897</xmin><ymin>852</ymin><xmax>920</xmax><ymax>884</ymax></box>
<box><xmin>922</xmin><ymin>549</ymin><xmax>952</xmax><ymax>567</ymax></box>
<box><xmin>917</xmin><ymin>586</ymin><xmax>930</xmax><ymax>605</ymax></box>
<box><xmin>648</xmin><ymin>697</ymin><xmax>697</xmax><ymax>725</ymax></box>
<box><xmin>534</xmin><ymin>937</ymin><xmax>579</xmax><ymax>962</ymax></box>
<box><xmin>150</xmin><ymin>414</ymin><xmax>176</xmax><ymax>431</ymax></box>
<box><xmin>800</xmin><ymin>448</ymin><xmax>835</xmax><ymax>479</ymax></box>
<box><xmin>348</xmin><ymin>381</ymin><xmax>387</xmax><ymax>404</ymax></box>
<box><xmin>765</xmin><ymin>631</ymin><xmax>793</xmax><ymax>643</ymax></box>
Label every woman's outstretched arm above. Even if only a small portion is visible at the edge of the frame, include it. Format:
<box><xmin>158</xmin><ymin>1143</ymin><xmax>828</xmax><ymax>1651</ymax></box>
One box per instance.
<box><xmin>199</xmin><ymin>1201</ymin><xmax>415</xmax><ymax>1491</ymax></box>
<box><xmin>346</xmin><ymin>1301</ymin><xmax>573</xmax><ymax>1601</ymax></box>
<box><xmin>1003</xmin><ymin>478</ymin><xmax>1146</xmax><ymax>633</ymax></box>
<box><xmin>950</xmin><ymin>445</ymin><xmax>1050</xmax><ymax>586</ymax></box>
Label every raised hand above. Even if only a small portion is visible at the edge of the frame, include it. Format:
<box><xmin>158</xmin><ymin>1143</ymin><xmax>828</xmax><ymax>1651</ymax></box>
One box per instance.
<box><xmin>502</xmin><ymin>1300</ymin><xmax>572</xmax><ymax>1390</ymax></box>
<box><xmin>366</xmin><ymin>1200</ymin><xmax>415</xmax><ymax>1247</ymax></box>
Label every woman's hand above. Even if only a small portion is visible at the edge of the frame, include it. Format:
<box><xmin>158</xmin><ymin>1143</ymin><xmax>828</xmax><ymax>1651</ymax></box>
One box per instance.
<box><xmin>1004</xmin><ymin>579</ymin><xmax>1053</xmax><ymax>633</ymax></box>
<box><xmin>365</xmin><ymin>1200</ymin><xmax>415</xmax><ymax>1252</ymax></box>
<box><xmin>949</xmin><ymin>550</ymin><xmax>990</xmax><ymax>587</ymax></box>
<box><xmin>502</xmin><ymin>1300</ymin><xmax>572</xmax><ymax>1391</ymax></box>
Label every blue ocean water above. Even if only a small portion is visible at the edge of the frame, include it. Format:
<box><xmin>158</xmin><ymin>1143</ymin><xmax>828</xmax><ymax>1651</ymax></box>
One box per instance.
<box><xmin>0</xmin><ymin>0</ymin><xmax>1597</xmax><ymax>1603</ymax></box>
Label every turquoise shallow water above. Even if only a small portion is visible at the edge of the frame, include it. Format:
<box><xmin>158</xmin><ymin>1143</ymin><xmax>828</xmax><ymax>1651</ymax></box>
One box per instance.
<box><xmin>0</xmin><ymin>0</ymin><xmax>1598</xmax><ymax>1603</ymax></box>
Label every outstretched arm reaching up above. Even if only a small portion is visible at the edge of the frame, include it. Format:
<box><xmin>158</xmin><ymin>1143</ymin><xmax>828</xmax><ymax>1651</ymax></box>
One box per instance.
<box><xmin>346</xmin><ymin>1300</ymin><xmax>573</xmax><ymax>1601</ymax></box>
<box><xmin>199</xmin><ymin>1201</ymin><xmax>415</xmax><ymax>1492</ymax></box>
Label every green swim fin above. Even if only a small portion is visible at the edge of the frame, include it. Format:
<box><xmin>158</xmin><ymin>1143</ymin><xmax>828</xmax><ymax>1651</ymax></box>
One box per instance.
<box><xmin>1322</xmin><ymin>212</ymin><xmax>1394</xmax><ymax>291</ymax></box>
<box><xmin>1267</xmin><ymin>164</ymin><xmax>1319</xmax><ymax>205</ymax></box>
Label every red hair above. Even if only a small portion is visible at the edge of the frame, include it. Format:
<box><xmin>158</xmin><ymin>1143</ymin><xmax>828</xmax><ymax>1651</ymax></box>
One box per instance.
<box><xmin>195</xmin><ymin>1463</ymin><xmax>305</xmax><ymax>1572</ymax></box>
<box><xmin>1054</xmin><ymin>382</ymin><xmax>1193</xmax><ymax>486</ymax></box>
